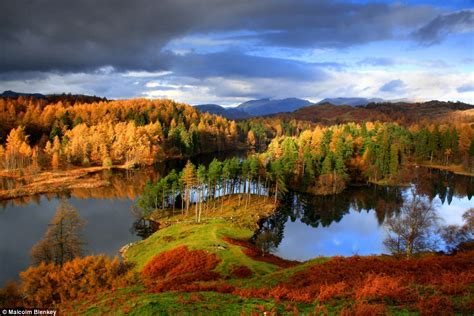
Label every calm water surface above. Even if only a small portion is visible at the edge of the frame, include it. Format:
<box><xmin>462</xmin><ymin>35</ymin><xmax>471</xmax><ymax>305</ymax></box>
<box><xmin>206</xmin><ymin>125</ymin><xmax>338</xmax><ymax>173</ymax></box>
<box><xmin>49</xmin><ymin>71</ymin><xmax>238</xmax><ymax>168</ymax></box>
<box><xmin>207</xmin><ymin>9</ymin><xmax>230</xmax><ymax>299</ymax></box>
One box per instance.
<box><xmin>256</xmin><ymin>169</ymin><xmax>473</xmax><ymax>260</ymax></box>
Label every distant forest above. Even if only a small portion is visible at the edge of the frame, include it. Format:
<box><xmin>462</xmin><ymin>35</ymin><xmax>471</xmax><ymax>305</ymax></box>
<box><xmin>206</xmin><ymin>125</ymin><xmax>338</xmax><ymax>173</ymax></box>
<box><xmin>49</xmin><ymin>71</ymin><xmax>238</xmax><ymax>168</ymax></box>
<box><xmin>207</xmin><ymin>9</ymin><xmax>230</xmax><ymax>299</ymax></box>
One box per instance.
<box><xmin>0</xmin><ymin>96</ymin><xmax>472</xmax><ymax>192</ymax></box>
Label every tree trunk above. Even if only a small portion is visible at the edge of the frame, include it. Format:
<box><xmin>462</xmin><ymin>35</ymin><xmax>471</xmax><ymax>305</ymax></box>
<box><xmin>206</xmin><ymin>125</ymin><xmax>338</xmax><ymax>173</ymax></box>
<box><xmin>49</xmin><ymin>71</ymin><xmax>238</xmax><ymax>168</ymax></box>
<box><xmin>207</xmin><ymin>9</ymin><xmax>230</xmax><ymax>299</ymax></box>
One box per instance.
<box><xmin>195</xmin><ymin>189</ymin><xmax>199</xmax><ymax>222</ymax></box>
<box><xmin>162</xmin><ymin>188</ymin><xmax>165</xmax><ymax>210</ymax></box>
<box><xmin>274</xmin><ymin>181</ymin><xmax>278</xmax><ymax>204</ymax></box>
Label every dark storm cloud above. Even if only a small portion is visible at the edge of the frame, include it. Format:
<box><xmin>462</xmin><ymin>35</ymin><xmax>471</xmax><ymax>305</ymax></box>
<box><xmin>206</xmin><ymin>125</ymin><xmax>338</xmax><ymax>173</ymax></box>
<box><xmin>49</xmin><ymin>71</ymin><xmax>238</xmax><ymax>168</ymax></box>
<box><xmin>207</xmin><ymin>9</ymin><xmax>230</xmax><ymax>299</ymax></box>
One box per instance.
<box><xmin>211</xmin><ymin>2</ymin><xmax>436</xmax><ymax>48</ymax></box>
<box><xmin>165</xmin><ymin>51</ymin><xmax>335</xmax><ymax>80</ymax></box>
<box><xmin>0</xmin><ymin>0</ymin><xmax>204</xmax><ymax>72</ymax></box>
<box><xmin>0</xmin><ymin>0</ymin><xmax>438</xmax><ymax>73</ymax></box>
<box><xmin>413</xmin><ymin>10</ymin><xmax>474</xmax><ymax>44</ymax></box>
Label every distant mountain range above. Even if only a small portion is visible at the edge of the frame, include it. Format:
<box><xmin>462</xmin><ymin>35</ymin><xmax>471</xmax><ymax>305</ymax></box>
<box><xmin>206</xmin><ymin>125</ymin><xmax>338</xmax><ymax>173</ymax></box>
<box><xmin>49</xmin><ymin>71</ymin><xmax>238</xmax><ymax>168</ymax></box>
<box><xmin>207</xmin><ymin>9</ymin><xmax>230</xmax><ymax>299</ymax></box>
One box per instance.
<box><xmin>196</xmin><ymin>97</ymin><xmax>312</xmax><ymax>119</ymax></box>
<box><xmin>236</xmin><ymin>98</ymin><xmax>312</xmax><ymax>116</ymax></box>
<box><xmin>195</xmin><ymin>97</ymin><xmax>473</xmax><ymax>123</ymax></box>
<box><xmin>195</xmin><ymin>97</ymin><xmax>389</xmax><ymax>119</ymax></box>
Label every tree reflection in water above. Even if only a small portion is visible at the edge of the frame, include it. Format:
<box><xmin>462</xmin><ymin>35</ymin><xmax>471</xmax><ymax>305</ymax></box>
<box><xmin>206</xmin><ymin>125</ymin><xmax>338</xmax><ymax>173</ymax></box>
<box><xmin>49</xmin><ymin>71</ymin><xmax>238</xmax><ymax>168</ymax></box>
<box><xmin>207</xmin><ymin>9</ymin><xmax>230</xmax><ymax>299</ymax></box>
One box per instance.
<box><xmin>254</xmin><ymin>168</ymin><xmax>472</xmax><ymax>256</ymax></box>
<box><xmin>130</xmin><ymin>218</ymin><xmax>158</xmax><ymax>239</ymax></box>
<box><xmin>129</xmin><ymin>205</ymin><xmax>159</xmax><ymax>239</ymax></box>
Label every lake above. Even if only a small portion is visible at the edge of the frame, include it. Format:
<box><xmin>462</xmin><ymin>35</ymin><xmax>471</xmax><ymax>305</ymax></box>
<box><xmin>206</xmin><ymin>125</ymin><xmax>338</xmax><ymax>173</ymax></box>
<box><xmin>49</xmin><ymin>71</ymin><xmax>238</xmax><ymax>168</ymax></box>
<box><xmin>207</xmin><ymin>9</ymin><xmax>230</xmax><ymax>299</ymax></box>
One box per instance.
<box><xmin>255</xmin><ymin>168</ymin><xmax>473</xmax><ymax>260</ymax></box>
<box><xmin>0</xmin><ymin>165</ymin><xmax>472</xmax><ymax>286</ymax></box>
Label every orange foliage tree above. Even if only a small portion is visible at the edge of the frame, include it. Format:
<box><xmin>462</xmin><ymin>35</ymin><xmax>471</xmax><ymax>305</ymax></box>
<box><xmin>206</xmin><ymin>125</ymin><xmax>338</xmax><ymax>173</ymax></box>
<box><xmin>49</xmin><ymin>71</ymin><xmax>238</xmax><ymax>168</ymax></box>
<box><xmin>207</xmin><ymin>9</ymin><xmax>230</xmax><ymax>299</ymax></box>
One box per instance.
<box><xmin>20</xmin><ymin>255</ymin><xmax>133</xmax><ymax>307</ymax></box>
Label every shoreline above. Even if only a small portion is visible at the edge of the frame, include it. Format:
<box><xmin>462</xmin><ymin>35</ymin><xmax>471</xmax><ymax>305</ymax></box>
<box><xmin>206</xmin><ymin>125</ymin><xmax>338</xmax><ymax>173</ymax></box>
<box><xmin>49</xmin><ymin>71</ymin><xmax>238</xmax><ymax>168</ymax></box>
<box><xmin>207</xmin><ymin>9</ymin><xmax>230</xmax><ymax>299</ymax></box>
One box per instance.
<box><xmin>408</xmin><ymin>162</ymin><xmax>474</xmax><ymax>177</ymax></box>
<box><xmin>1</xmin><ymin>160</ymin><xmax>472</xmax><ymax>202</ymax></box>
<box><xmin>0</xmin><ymin>165</ymin><xmax>126</xmax><ymax>201</ymax></box>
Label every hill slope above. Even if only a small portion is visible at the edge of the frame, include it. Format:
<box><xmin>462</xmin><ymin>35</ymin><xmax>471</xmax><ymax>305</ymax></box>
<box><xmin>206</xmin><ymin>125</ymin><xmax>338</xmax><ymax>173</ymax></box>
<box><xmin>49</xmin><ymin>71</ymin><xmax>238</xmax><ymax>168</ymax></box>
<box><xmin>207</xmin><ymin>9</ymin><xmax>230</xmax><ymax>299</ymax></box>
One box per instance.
<box><xmin>275</xmin><ymin>100</ymin><xmax>474</xmax><ymax>124</ymax></box>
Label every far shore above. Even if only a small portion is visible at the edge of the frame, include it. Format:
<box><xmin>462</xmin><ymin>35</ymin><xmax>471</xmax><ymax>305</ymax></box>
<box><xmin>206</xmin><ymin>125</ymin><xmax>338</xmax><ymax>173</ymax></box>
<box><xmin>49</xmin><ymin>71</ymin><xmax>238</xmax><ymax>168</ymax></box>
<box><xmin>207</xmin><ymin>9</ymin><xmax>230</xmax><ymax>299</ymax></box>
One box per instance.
<box><xmin>0</xmin><ymin>160</ymin><xmax>472</xmax><ymax>202</ymax></box>
<box><xmin>0</xmin><ymin>165</ymin><xmax>132</xmax><ymax>201</ymax></box>
<box><xmin>407</xmin><ymin>162</ymin><xmax>474</xmax><ymax>177</ymax></box>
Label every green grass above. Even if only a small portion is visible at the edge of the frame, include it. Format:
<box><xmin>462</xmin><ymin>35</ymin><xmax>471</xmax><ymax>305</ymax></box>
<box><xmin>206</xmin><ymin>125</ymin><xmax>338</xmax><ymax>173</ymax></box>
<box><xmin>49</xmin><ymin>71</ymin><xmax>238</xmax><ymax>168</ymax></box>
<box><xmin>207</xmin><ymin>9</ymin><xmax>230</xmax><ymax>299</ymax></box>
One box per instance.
<box><xmin>73</xmin><ymin>286</ymin><xmax>423</xmax><ymax>316</ymax></box>
<box><xmin>128</xmin><ymin>292</ymin><xmax>314</xmax><ymax>315</ymax></box>
<box><xmin>125</xmin><ymin>218</ymin><xmax>280</xmax><ymax>276</ymax></box>
<box><xmin>75</xmin><ymin>287</ymin><xmax>315</xmax><ymax>315</ymax></box>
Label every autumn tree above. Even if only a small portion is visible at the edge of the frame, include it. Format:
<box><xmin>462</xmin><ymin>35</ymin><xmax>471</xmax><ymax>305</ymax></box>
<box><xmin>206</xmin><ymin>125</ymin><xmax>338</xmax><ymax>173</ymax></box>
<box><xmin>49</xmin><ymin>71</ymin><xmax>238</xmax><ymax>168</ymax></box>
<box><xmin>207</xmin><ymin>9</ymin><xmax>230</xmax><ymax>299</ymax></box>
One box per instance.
<box><xmin>50</xmin><ymin>136</ymin><xmax>61</xmax><ymax>170</ymax></box>
<box><xmin>384</xmin><ymin>190</ymin><xmax>439</xmax><ymax>257</ymax></box>
<box><xmin>4</xmin><ymin>126</ymin><xmax>32</xmax><ymax>170</ymax></box>
<box><xmin>182</xmin><ymin>161</ymin><xmax>196</xmax><ymax>215</ymax></box>
<box><xmin>20</xmin><ymin>255</ymin><xmax>132</xmax><ymax>307</ymax></box>
<box><xmin>31</xmin><ymin>200</ymin><xmax>85</xmax><ymax>266</ymax></box>
<box><xmin>247</xmin><ymin>130</ymin><xmax>256</xmax><ymax>148</ymax></box>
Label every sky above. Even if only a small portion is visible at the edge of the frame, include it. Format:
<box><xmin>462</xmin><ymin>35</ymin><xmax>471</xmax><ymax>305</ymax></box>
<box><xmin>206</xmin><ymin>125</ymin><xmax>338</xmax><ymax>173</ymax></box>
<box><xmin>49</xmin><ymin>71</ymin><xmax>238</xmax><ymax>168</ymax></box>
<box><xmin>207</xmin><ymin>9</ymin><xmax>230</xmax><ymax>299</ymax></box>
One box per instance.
<box><xmin>0</xmin><ymin>0</ymin><xmax>473</xmax><ymax>106</ymax></box>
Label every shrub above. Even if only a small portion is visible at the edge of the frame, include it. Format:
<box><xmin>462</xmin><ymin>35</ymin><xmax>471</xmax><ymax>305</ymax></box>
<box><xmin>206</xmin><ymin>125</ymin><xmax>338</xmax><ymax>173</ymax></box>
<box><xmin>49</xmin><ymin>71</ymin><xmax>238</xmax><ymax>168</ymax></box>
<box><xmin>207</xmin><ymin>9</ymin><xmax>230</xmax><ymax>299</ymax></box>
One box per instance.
<box><xmin>20</xmin><ymin>255</ymin><xmax>133</xmax><ymax>306</ymax></box>
<box><xmin>141</xmin><ymin>246</ymin><xmax>221</xmax><ymax>292</ymax></box>
<box><xmin>229</xmin><ymin>265</ymin><xmax>253</xmax><ymax>279</ymax></box>
<box><xmin>416</xmin><ymin>295</ymin><xmax>454</xmax><ymax>316</ymax></box>
<box><xmin>261</xmin><ymin>250</ymin><xmax>474</xmax><ymax>306</ymax></box>
<box><xmin>317</xmin><ymin>281</ymin><xmax>348</xmax><ymax>302</ymax></box>
<box><xmin>435</xmin><ymin>272</ymin><xmax>472</xmax><ymax>295</ymax></box>
<box><xmin>355</xmin><ymin>274</ymin><xmax>411</xmax><ymax>303</ymax></box>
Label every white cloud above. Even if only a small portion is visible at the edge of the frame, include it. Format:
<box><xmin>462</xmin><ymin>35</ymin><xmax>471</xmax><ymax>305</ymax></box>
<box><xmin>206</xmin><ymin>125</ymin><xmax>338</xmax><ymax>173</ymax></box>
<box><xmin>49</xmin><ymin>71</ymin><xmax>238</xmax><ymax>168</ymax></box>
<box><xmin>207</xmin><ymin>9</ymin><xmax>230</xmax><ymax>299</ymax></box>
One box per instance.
<box><xmin>1</xmin><ymin>68</ymin><xmax>472</xmax><ymax>105</ymax></box>
<box><xmin>123</xmin><ymin>71</ymin><xmax>173</xmax><ymax>78</ymax></box>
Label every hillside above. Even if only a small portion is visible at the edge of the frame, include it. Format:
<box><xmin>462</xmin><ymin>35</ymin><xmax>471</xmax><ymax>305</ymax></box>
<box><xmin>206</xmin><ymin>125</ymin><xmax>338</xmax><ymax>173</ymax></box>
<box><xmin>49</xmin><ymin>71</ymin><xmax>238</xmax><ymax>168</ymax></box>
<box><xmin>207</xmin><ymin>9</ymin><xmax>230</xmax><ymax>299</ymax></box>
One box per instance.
<box><xmin>275</xmin><ymin>100</ymin><xmax>474</xmax><ymax>125</ymax></box>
